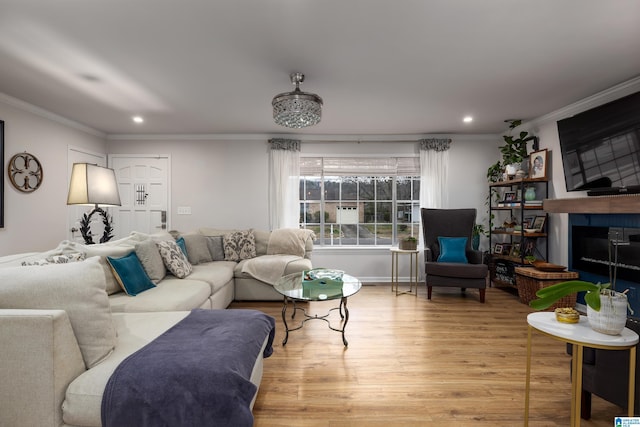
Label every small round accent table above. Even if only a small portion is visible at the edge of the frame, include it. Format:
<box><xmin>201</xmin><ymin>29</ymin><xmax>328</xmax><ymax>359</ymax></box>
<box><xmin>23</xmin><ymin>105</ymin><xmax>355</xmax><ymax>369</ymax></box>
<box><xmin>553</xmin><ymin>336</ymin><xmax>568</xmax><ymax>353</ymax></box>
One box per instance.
<box><xmin>525</xmin><ymin>311</ymin><xmax>639</xmax><ymax>427</ymax></box>
<box><xmin>390</xmin><ymin>247</ymin><xmax>420</xmax><ymax>296</ymax></box>
<box><xmin>274</xmin><ymin>271</ymin><xmax>362</xmax><ymax>347</ymax></box>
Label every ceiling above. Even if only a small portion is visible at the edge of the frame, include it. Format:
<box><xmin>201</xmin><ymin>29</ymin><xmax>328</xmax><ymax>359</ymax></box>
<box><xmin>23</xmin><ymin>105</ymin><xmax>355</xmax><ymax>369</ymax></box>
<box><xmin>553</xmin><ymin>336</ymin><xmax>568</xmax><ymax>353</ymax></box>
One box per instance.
<box><xmin>0</xmin><ymin>0</ymin><xmax>639</xmax><ymax>137</ymax></box>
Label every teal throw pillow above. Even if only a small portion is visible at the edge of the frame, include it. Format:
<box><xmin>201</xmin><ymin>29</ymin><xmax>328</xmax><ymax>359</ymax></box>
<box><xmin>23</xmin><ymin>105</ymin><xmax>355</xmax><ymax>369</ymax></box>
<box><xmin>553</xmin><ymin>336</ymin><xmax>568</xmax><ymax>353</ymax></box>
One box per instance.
<box><xmin>107</xmin><ymin>252</ymin><xmax>156</xmax><ymax>296</ymax></box>
<box><xmin>437</xmin><ymin>237</ymin><xmax>469</xmax><ymax>263</ymax></box>
<box><xmin>176</xmin><ymin>237</ymin><xmax>188</xmax><ymax>257</ymax></box>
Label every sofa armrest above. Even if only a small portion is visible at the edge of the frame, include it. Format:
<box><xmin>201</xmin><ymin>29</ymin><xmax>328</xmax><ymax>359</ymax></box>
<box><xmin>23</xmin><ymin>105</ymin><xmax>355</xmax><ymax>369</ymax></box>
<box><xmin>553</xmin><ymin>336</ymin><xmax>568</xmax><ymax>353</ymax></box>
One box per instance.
<box><xmin>0</xmin><ymin>309</ymin><xmax>86</xmax><ymax>427</ymax></box>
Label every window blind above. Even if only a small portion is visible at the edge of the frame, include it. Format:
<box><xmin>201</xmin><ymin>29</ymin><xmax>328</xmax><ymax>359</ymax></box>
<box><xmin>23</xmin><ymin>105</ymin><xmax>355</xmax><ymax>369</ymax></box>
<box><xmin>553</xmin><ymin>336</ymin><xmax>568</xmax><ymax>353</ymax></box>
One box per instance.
<box><xmin>300</xmin><ymin>157</ymin><xmax>419</xmax><ymax>176</ymax></box>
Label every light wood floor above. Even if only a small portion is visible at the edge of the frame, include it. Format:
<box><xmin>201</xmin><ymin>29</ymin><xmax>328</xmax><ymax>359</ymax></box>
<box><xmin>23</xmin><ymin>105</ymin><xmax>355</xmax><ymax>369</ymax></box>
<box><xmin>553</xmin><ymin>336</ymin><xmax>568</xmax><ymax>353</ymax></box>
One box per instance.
<box><xmin>231</xmin><ymin>284</ymin><xmax>624</xmax><ymax>427</ymax></box>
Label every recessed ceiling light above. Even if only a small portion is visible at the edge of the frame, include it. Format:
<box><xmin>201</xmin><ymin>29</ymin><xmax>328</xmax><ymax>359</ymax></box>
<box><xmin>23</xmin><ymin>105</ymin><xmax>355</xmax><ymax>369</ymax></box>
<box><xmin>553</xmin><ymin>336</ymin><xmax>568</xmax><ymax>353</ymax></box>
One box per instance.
<box><xmin>463</xmin><ymin>116</ymin><xmax>473</xmax><ymax>123</ymax></box>
<box><xmin>132</xmin><ymin>116</ymin><xmax>144</xmax><ymax>124</ymax></box>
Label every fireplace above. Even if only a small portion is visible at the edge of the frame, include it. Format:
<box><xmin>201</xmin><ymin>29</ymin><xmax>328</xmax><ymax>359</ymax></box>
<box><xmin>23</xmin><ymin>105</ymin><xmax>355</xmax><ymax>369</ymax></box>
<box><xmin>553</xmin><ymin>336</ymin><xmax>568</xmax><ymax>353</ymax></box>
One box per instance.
<box><xmin>570</xmin><ymin>214</ymin><xmax>640</xmax><ymax>315</ymax></box>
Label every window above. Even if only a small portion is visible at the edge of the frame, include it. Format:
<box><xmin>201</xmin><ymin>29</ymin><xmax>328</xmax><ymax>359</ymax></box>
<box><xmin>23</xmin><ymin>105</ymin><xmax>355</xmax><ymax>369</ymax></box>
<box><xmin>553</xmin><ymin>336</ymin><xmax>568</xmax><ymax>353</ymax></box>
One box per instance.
<box><xmin>300</xmin><ymin>157</ymin><xmax>420</xmax><ymax>246</ymax></box>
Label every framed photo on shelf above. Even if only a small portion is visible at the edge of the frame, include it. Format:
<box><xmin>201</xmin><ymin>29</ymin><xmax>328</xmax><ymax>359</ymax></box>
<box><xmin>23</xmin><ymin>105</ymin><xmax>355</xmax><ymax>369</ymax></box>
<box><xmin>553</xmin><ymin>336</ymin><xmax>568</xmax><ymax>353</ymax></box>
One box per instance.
<box><xmin>503</xmin><ymin>191</ymin><xmax>516</xmax><ymax>202</ymax></box>
<box><xmin>529</xmin><ymin>149</ymin><xmax>548</xmax><ymax>179</ymax></box>
<box><xmin>501</xmin><ymin>243</ymin><xmax>512</xmax><ymax>256</ymax></box>
<box><xmin>522</xmin><ymin>238</ymin><xmax>537</xmax><ymax>257</ymax></box>
<box><xmin>493</xmin><ymin>243</ymin><xmax>503</xmax><ymax>255</ymax></box>
<box><xmin>523</xmin><ymin>216</ymin><xmax>535</xmax><ymax>229</ymax></box>
<box><xmin>510</xmin><ymin>243</ymin><xmax>521</xmax><ymax>257</ymax></box>
<box><xmin>532</xmin><ymin>215</ymin><xmax>546</xmax><ymax>232</ymax></box>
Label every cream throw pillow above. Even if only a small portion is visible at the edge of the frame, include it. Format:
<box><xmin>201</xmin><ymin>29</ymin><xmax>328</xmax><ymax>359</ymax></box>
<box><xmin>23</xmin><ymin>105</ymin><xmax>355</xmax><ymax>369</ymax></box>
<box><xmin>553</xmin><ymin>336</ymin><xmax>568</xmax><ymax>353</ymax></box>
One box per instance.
<box><xmin>134</xmin><ymin>238</ymin><xmax>166</xmax><ymax>283</ymax></box>
<box><xmin>0</xmin><ymin>257</ymin><xmax>117</xmax><ymax>368</ymax></box>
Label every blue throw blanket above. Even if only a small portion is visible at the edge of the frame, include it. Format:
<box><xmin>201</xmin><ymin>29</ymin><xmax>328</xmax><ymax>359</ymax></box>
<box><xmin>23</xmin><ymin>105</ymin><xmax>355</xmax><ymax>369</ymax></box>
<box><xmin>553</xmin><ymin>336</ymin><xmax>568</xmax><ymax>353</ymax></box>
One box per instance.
<box><xmin>102</xmin><ymin>309</ymin><xmax>275</xmax><ymax>427</ymax></box>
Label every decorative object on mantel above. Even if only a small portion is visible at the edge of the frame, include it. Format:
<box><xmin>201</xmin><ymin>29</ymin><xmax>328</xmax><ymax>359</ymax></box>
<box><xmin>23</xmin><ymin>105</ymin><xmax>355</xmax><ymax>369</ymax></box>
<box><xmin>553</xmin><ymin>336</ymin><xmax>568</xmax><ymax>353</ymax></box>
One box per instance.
<box><xmin>486</xmin><ymin>119</ymin><xmax>539</xmax><ymax>182</ymax></box>
<box><xmin>8</xmin><ymin>152</ymin><xmax>43</xmax><ymax>193</ymax></box>
<box><xmin>67</xmin><ymin>163</ymin><xmax>121</xmax><ymax>244</ymax></box>
<box><xmin>272</xmin><ymin>72</ymin><xmax>323</xmax><ymax>129</ymax></box>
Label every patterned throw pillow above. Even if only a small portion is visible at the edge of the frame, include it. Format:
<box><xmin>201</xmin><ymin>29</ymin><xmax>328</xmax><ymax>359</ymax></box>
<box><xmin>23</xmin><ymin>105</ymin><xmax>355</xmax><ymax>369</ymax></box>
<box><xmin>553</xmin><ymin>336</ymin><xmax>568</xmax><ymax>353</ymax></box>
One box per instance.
<box><xmin>21</xmin><ymin>252</ymin><xmax>86</xmax><ymax>266</ymax></box>
<box><xmin>223</xmin><ymin>230</ymin><xmax>257</xmax><ymax>261</ymax></box>
<box><xmin>156</xmin><ymin>240</ymin><xmax>193</xmax><ymax>278</ymax></box>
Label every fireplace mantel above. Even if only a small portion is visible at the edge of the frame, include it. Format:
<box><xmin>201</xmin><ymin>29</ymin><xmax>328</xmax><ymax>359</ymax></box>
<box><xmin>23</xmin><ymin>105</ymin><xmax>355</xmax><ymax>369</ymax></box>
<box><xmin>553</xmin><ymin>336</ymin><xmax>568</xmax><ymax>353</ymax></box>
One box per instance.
<box><xmin>543</xmin><ymin>194</ymin><xmax>640</xmax><ymax>214</ymax></box>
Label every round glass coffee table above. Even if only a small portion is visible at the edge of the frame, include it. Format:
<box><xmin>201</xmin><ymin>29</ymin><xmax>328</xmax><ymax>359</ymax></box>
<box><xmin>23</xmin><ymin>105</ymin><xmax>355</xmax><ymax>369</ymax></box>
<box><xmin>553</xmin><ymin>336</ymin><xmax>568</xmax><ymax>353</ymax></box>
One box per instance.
<box><xmin>274</xmin><ymin>271</ymin><xmax>362</xmax><ymax>346</ymax></box>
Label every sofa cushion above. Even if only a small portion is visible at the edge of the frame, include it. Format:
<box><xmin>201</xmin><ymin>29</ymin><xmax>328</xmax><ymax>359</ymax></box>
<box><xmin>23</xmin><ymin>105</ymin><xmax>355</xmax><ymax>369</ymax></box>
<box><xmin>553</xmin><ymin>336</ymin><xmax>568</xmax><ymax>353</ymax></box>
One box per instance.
<box><xmin>107</xmin><ymin>252</ymin><xmax>157</xmax><ymax>296</ymax></box>
<box><xmin>0</xmin><ymin>257</ymin><xmax>117</xmax><ymax>369</ymax></box>
<box><xmin>206</xmin><ymin>236</ymin><xmax>225</xmax><ymax>261</ymax></box>
<box><xmin>182</xmin><ymin>234</ymin><xmax>213</xmax><ymax>265</ymax></box>
<box><xmin>253</xmin><ymin>229</ymin><xmax>271</xmax><ymax>256</ymax></box>
<box><xmin>134</xmin><ymin>238</ymin><xmax>166</xmax><ymax>283</ymax></box>
<box><xmin>156</xmin><ymin>240</ymin><xmax>193</xmax><ymax>278</ymax></box>
<box><xmin>426</xmin><ymin>261</ymin><xmax>487</xmax><ymax>279</ymax></box>
<box><xmin>189</xmin><ymin>261</ymin><xmax>236</xmax><ymax>294</ymax></box>
<box><xmin>63</xmin><ymin>311</ymin><xmax>190</xmax><ymax>427</ymax></box>
<box><xmin>108</xmin><ymin>279</ymin><xmax>211</xmax><ymax>312</ymax></box>
<box><xmin>223</xmin><ymin>230</ymin><xmax>257</xmax><ymax>261</ymax></box>
<box><xmin>83</xmin><ymin>242</ymin><xmax>136</xmax><ymax>295</ymax></box>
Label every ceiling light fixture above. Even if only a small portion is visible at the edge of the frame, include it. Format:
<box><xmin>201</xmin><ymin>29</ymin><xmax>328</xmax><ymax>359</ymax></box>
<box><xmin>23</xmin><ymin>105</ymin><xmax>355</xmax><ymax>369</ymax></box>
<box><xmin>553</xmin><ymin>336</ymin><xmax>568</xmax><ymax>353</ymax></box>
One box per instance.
<box><xmin>132</xmin><ymin>115</ymin><xmax>144</xmax><ymax>123</ymax></box>
<box><xmin>463</xmin><ymin>116</ymin><xmax>473</xmax><ymax>123</ymax></box>
<box><xmin>272</xmin><ymin>72</ymin><xmax>323</xmax><ymax>128</ymax></box>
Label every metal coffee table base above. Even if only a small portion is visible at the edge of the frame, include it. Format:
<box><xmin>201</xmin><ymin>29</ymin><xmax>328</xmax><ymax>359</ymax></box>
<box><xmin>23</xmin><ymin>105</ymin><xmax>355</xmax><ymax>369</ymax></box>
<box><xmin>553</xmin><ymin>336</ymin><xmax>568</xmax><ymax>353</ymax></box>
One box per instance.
<box><xmin>281</xmin><ymin>297</ymin><xmax>350</xmax><ymax>346</ymax></box>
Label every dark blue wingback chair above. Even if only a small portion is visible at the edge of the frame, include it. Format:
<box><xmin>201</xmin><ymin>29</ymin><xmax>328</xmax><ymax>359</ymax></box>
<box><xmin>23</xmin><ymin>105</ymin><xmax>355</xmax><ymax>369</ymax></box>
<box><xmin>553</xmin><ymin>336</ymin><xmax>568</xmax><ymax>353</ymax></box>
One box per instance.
<box><xmin>420</xmin><ymin>208</ymin><xmax>488</xmax><ymax>302</ymax></box>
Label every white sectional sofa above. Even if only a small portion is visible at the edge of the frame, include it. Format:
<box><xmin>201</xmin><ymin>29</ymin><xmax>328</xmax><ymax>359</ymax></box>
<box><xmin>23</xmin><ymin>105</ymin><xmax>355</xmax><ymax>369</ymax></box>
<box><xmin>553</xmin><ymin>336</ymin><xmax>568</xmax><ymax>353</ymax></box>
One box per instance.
<box><xmin>0</xmin><ymin>227</ymin><xmax>314</xmax><ymax>427</ymax></box>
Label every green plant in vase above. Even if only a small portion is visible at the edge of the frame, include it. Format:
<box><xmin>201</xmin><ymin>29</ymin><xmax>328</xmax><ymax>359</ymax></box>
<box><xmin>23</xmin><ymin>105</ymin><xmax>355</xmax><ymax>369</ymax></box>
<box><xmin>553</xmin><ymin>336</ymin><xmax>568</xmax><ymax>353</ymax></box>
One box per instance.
<box><xmin>530</xmin><ymin>281</ymin><xmax>632</xmax><ymax>335</ymax></box>
<box><xmin>399</xmin><ymin>236</ymin><xmax>417</xmax><ymax>250</ymax></box>
<box><xmin>487</xmin><ymin>119</ymin><xmax>539</xmax><ymax>182</ymax></box>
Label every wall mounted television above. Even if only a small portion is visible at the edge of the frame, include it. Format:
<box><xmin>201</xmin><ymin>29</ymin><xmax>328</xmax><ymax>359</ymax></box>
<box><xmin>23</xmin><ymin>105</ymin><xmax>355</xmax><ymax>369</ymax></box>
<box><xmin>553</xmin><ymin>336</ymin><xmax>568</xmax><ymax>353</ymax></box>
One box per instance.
<box><xmin>557</xmin><ymin>90</ymin><xmax>640</xmax><ymax>195</ymax></box>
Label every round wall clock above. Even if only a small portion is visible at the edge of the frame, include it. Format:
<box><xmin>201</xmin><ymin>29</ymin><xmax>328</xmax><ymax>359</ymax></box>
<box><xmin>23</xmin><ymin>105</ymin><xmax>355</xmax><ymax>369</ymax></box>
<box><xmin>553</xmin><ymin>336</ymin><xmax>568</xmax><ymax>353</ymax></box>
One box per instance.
<box><xmin>8</xmin><ymin>152</ymin><xmax>43</xmax><ymax>193</ymax></box>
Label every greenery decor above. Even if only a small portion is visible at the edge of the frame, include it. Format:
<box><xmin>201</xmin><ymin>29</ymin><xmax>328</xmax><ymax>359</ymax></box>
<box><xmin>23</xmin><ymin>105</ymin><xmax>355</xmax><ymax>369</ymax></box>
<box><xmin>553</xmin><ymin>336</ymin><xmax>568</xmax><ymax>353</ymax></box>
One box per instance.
<box><xmin>399</xmin><ymin>236</ymin><xmax>417</xmax><ymax>250</ymax></box>
<box><xmin>487</xmin><ymin>119</ymin><xmax>539</xmax><ymax>182</ymax></box>
<box><xmin>529</xmin><ymin>280</ymin><xmax>611</xmax><ymax>311</ymax></box>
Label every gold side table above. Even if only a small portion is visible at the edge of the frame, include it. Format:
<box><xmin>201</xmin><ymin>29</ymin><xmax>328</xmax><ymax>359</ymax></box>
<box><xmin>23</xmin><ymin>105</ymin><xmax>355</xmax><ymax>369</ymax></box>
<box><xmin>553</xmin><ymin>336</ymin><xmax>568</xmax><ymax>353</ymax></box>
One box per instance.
<box><xmin>525</xmin><ymin>311</ymin><xmax>639</xmax><ymax>427</ymax></box>
<box><xmin>390</xmin><ymin>247</ymin><xmax>419</xmax><ymax>296</ymax></box>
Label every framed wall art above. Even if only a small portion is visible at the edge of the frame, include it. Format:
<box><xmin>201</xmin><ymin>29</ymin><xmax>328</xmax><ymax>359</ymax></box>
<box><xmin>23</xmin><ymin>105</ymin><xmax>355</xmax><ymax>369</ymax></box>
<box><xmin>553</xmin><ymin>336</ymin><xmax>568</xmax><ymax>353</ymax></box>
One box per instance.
<box><xmin>529</xmin><ymin>149</ymin><xmax>548</xmax><ymax>179</ymax></box>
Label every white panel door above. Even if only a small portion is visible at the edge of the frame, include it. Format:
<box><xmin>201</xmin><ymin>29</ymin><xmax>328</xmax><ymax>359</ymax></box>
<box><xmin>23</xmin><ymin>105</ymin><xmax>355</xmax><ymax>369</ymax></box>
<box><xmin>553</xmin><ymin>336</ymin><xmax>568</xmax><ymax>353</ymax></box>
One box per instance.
<box><xmin>109</xmin><ymin>155</ymin><xmax>170</xmax><ymax>239</ymax></box>
<box><xmin>67</xmin><ymin>147</ymin><xmax>107</xmax><ymax>242</ymax></box>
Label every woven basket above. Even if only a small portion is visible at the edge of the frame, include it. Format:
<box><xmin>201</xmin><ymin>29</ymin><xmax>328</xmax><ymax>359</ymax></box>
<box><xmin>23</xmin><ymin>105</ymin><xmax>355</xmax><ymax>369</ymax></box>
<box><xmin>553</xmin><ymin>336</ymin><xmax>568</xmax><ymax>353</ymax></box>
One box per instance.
<box><xmin>516</xmin><ymin>273</ymin><xmax>577</xmax><ymax>311</ymax></box>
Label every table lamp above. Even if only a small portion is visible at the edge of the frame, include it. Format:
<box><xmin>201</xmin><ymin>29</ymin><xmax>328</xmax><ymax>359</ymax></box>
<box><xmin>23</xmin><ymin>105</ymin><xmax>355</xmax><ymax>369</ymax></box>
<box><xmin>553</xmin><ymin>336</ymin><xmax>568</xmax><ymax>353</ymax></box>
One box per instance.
<box><xmin>67</xmin><ymin>163</ymin><xmax>121</xmax><ymax>244</ymax></box>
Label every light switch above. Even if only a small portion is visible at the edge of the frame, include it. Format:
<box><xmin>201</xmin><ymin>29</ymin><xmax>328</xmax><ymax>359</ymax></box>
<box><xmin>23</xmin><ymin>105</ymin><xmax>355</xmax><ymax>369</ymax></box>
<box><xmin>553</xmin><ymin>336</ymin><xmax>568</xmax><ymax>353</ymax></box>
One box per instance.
<box><xmin>177</xmin><ymin>206</ymin><xmax>191</xmax><ymax>215</ymax></box>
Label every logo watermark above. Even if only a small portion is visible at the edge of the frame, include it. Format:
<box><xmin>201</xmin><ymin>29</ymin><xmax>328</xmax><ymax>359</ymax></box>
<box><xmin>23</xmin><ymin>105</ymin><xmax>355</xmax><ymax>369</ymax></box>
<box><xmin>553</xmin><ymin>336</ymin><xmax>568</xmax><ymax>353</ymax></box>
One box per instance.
<box><xmin>616</xmin><ymin>417</ymin><xmax>640</xmax><ymax>426</ymax></box>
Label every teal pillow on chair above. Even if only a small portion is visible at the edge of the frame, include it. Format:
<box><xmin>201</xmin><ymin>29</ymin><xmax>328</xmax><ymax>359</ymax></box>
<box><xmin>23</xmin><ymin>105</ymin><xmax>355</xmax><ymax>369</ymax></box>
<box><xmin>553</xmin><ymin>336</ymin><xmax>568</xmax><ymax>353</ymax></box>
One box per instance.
<box><xmin>437</xmin><ymin>237</ymin><xmax>469</xmax><ymax>263</ymax></box>
<box><xmin>107</xmin><ymin>252</ymin><xmax>156</xmax><ymax>296</ymax></box>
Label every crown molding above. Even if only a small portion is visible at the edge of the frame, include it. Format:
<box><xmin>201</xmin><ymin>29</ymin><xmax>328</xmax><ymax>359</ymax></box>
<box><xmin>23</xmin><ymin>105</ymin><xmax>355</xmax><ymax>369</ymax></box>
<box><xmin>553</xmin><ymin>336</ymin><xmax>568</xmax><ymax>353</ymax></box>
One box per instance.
<box><xmin>530</xmin><ymin>75</ymin><xmax>640</xmax><ymax>128</ymax></box>
<box><xmin>0</xmin><ymin>92</ymin><xmax>105</xmax><ymax>138</ymax></box>
<box><xmin>106</xmin><ymin>132</ymin><xmax>499</xmax><ymax>142</ymax></box>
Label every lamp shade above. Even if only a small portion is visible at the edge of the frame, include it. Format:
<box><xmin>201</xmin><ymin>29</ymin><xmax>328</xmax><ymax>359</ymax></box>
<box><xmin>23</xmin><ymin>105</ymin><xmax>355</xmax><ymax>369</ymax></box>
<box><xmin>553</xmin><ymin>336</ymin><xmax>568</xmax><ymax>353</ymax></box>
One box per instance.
<box><xmin>67</xmin><ymin>163</ymin><xmax>121</xmax><ymax>206</ymax></box>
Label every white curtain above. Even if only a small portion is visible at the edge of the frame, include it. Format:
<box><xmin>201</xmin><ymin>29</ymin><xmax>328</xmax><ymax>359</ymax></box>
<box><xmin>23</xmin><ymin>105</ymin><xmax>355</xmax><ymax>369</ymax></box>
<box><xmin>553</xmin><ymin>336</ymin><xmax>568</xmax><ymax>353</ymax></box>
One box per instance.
<box><xmin>269</xmin><ymin>139</ymin><xmax>301</xmax><ymax>230</ymax></box>
<box><xmin>419</xmin><ymin>138</ymin><xmax>451</xmax><ymax>208</ymax></box>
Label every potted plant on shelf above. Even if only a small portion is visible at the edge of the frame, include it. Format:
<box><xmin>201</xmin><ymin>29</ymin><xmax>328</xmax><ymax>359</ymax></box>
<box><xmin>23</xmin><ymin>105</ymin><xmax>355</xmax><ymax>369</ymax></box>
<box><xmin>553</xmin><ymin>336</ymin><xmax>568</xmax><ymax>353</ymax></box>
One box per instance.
<box><xmin>472</xmin><ymin>223</ymin><xmax>487</xmax><ymax>251</ymax></box>
<box><xmin>487</xmin><ymin>119</ymin><xmax>539</xmax><ymax>182</ymax></box>
<box><xmin>399</xmin><ymin>236</ymin><xmax>418</xmax><ymax>251</ymax></box>
<box><xmin>529</xmin><ymin>281</ymin><xmax>631</xmax><ymax>335</ymax></box>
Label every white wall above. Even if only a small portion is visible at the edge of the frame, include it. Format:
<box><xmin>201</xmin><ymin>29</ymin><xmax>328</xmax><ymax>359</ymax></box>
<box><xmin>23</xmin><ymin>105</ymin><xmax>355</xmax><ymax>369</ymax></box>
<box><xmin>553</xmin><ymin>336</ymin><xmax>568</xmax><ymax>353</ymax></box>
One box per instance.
<box><xmin>528</xmin><ymin>77</ymin><xmax>640</xmax><ymax>266</ymax></box>
<box><xmin>0</xmin><ymin>96</ymin><xmax>106</xmax><ymax>256</ymax></box>
<box><xmin>107</xmin><ymin>135</ymin><xmax>498</xmax><ymax>282</ymax></box>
